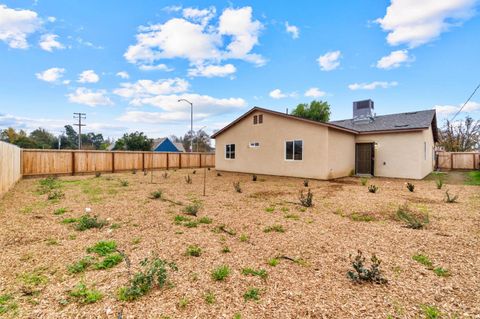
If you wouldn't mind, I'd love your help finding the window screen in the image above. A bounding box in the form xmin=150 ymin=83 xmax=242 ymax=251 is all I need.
xmin=286 ymin=140 xmax=302 ymax=161
xmin=226 ymin=144 xmax=235 ymax=159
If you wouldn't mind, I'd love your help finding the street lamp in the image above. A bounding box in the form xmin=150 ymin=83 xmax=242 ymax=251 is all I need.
xmin=178 ymin=98 xmax=193 ymax=152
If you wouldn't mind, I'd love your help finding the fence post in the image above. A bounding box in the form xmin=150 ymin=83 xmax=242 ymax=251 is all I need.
xmin=166 ymin=153 xmax=169 ymax=170
xmin=179 ymin=153 xmax=182 ymax=169
xmin=142 ymin=152 xmax=145 ymax=171
xmin=71 ymin=151 xmax=75 ymax=176
xmin=450 ymin=153 xmax=453 ymax=170
xmin=112 ymin=152 xmax=115 ymax=173
xmin=199 ymin=153 xmax=202 ymax=168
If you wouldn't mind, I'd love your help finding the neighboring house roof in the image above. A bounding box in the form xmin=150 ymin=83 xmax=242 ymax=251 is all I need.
xmin=211 ymin=107 xmax=358 ymax=138
xmin=212 ymin=107 xmax=438 ymax=142
xmin=152 ymin=137 xmax=185 ymax=152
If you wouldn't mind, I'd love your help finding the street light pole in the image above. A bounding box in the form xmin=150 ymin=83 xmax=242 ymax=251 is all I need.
xmin=178 ymin=99 xmax=193 ymax=152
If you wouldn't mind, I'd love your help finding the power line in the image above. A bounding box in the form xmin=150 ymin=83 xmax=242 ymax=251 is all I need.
xmin=73 ymin=113 xmax=86 ymax=150
xmin=450 ymin=82 xmax=480 ymax=122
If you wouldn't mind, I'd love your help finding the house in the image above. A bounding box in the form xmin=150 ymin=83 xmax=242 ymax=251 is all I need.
xmin=152 ymin=137 xmax=185 ymax=152
xmin=211 ymin=100 xmax=438 ymax=180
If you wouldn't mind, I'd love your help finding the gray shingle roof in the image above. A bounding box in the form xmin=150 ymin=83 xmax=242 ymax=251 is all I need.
xmin=329 ymin=109 xmax=436 ymax=132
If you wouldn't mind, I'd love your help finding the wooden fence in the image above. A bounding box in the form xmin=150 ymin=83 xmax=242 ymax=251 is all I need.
xmin=21 ymin=150 xmax=215 ymax=177
xmin=436 ymin=151 xmax=480 ymax=170
xmin=0 ymin=141 xmax=22 ymax=197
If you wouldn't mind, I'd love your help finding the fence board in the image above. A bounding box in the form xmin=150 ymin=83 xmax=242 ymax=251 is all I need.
xmin=21 ymin=150 xmax=214 ymax=176
xmin=436 ymin=151 xmax=480 ymax=170
xmin=0 ymin=141 xmax=22 ymax=197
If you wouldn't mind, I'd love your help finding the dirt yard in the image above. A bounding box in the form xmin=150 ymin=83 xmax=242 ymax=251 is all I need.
xmin=0 ymin=169 xmax=479 ymax=318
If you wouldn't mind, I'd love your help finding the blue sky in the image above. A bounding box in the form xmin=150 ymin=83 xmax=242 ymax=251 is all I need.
xmin=0 ymin=0 xmax=479 ymax=140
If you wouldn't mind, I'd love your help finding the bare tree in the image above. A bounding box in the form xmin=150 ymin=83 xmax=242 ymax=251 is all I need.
xmin=438 ymin=116 xmax=480 ymax=151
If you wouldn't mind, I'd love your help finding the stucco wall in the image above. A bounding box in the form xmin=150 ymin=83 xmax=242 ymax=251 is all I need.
xmin=420 ymin=126 xmax=435 ymax=178
xmin=327 ymin=129 xmax=356 ymax=179
xmin=215 ymin=110 xmax=332 ymax=179
xmin=355 ymin=127 xmax=434 ymax=179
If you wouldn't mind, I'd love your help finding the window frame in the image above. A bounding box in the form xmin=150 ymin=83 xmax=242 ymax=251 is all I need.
xmin=258 ymin=114 xmax=263 ymax=124
xmin=253 ymin=115 xmax=258 ymax=125
xmin=225 ymin=143 xmax=236 ymax=160
xmin=285 ymin=139 xmax=303 ymax=161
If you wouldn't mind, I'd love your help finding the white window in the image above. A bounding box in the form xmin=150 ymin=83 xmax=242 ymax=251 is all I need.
xmin=225 ymin=144 xmax=235 ymax=159
xmin=249 ymin=142 xmax=260 ymax=148
xmin=285 ymin=140 xmax=303 ymax=161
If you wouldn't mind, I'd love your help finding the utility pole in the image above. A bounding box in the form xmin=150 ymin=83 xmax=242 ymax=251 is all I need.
xmin=177 ymin=99 xmax=193 ymax=152
xmin=73 ymin=113 xmax=86 ymax=150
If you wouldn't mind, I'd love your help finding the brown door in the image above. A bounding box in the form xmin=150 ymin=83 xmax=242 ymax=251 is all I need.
xmin=355 ymin=143 xmax=374 ymax=175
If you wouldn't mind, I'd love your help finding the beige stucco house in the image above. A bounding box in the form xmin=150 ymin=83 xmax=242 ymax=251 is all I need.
xmin=211 ymin=100 xmax=438 ymax=180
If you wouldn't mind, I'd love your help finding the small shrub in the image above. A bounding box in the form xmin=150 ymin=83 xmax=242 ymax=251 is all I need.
xmin=162 ymin=172 xmax=169 ymax=179
xmin=68 ymin=256 xmax=94 ymax=274
xmin=184 ymin=221 xmax=199 ymax=228
xmin=444 ymin=190 xmax=458 ymax=203
xmin=303 ymin=179 xmax=309 ymax=187
xmin=150 ymin=190 xmax=162 ymax=199
xmin=0 ymin=294 xmax=17 ymax=315
xmin=120 ymin=180 xmax=129 ymax=187
xmin=233 ymin=181 xmax=242 ymax=193
xmin=204 ymin=291 xmax=215 ymax=304
xmin=87 ymin=240 xmax=117 ymax=256
xmin=397 ymin=203 xmax=429 ymax=229
xmin=75 ymin=215 xmax=107 ymax=231
xmin=199 ymin=216 xmax=212 ymax=224
xmin=174 ymin=215 xmax=190 ymax=224
xmin=94 ymin=253 xmax=123 ymax=270
xmin=264 ymin=206 xmax=275 ymax=213
xmin=298 ymin=189 xmax=313 ymax=207
xmin=435 ymin=178 xmax=443 ymax=189
xmin=221 ymin=246 xmax=231 ymax=253
xmin=239 ymin=234 xmax=249 ymax=242
xmin=185 ymin=175 xmax=192 ymax=184
xmin=62 ymin=217 xmax=78 ymax=224
xmin=178 ymin=297 xmax=189 ymax=309
xmin=95 ymin=172 xmax=101 ymax=178
xmin=186 ymin=245 xmax=202 ymax=257
xmin=184 ymin=203 xmax=200 ymax=216
xmin=241 ymin=268 xmax=267 ymax=279
xmin=48 ymin=190 xmax=65 ymax=201
xmin=433 ymin=267 xmax=449 ymax=277
xmin=252 ymin=174 xmax=257 ymax=181
xmin=263 ymin=224 xmax=285 ymax=233
xmin=118 ymin=257 xmax=178 ymax=301
xmin=243 ymin=288 xmax=260 ymax=301
xmin=37 ymin=176 xmax=60 ymax=194
xmin=350 ymin=212 xmax=375 ymax=222
xmin=69 ymin=282 xmax=103 ymax=304
xmin=54 ymin=207 xmax=67 ymax=215
xmin=406 ymin=182 xmax=415 ymax=192
xmin=368 ymin=184 xmax=378 ymax=193
xmin=211 ymin=265 xmax=230 ymax=281
xmin=360 ymin=177 xmax=368 ymax=186
xmin=267 ymin=258 xmax=279 ymax=267
xmin=412 ymin=253 xmax=433 ymax=268
xmin=421 ymin=305 xmax=441 ymax=319
xmin=347 ymin=250 xmax=387 ymax=284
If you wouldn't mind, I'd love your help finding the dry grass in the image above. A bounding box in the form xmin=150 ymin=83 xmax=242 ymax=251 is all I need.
xmin=0 ymin=169 xmax=479 ymax=318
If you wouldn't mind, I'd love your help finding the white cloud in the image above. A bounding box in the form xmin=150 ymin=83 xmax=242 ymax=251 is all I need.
xmin=376 ymin=49 xmax=412 ymax=69
xmin=35 ymin=67 xmax=65 ymax=83
xmin=77 ymin=70 xmax=100 ymax=83
xmin=124 ymin=6 xmax=265 ymax=74
xmin=117 ymin=111 xmax=201 ymax=123
xmin=188 ymin=63 xmax=236 ymax=77
xmin=67 ymin=87 xmax=113 ymax=107
xmin=376 ymin=0 xmax=477 ymax=48
xmin=304 ymin=87 xmax=326 ymax=98
xmin=138 ymin=64 xmax=173 ymax=71
xmin=47 ymin=16 xmax=56 ymax=23
xmin=269 ymin=89 xmax=297 ymax=99
xmin=0 ymin=4 xmax=42 ymax=49
xmin=116 ymin=71 xmax=129 ymax=79
xmin=317 ymin=51 xmax=341 ymax=71
xmin=435 ymin=101 xmax=480 ymax=115
xmin=348 ymin=81 xmax=398 ymax=90
xmin=285 ymin=22 xmax=299 ymax=39
xmin=39 ymin=33 xmax=64 ymax=52
xmin=114 ymin=78 xmax=190 ymax=102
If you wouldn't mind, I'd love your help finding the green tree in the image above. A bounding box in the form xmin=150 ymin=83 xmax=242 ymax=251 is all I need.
xmin=439 ymin=116 xmax=480 ymax=151
xmin=0 ymin=127 xmax=38 ymax=148
xmin=114 ymin=132 xmax=152 ymax=151
xmin=29 ymin=128 xmax=57 ymax=149
xmin=291 ymin=100 xmax=331 ymax=122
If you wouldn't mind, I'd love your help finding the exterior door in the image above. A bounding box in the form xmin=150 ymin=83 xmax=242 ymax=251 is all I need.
xmin=355 ymin=143 xmax=374 ymax=175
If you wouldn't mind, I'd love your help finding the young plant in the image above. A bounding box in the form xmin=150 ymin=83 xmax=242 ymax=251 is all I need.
xmin=298 ymin=189 xmax=313 ymax=207
xmin=132 ymin=170 xmax=137 ymax=174
xmin=396 ymin=203 xmax=429 ymax=229
xmin=406 ymin=182 xmax=415 ymax=192
xmin=239 ymin=234 xmax=249 ymax=242
xmin=192 ymin=170 xmax=196 ymax=175
xmin=263 ymin=224 xmax=285 ymax=233
xmin=252 ymin=174 xmax=257 ymax=181
xmin=204 ymin=291 xmax=215 ymax=304
xmin=47 ymin=190 xmax=65 ymax=201
xmin=433 ymin=267 xmax=449 ymax=277
xmin=74 ymin=215 xmax=107 ymax=231
xmin=412 ymin=253 xmax=433 ymax=268
xmin=53 ymin=207 xmax=67 ymax=215
xmin=368 ymin=184 xmax=378 ymax=193
xmin=120 ymin=180 xmax=129 ymax=187
xmin=87 ymin=240 xmax=117 ymax=256
xmin=0 ymin=294 xmax=17 ymax=315
xmin=185 ymin=175 xmax=192 ymax=184
xmin=421 ymin=305 xmax=441 ymax=319
xmin=444 ymin=190 xmax=458 ymax=203
xmin=435 ymin=178 xmax=443 ymax=189
xmin=186 ymin=245 xmax=202 ymax=257
xmin=199 ymin=216 xmax=212 ymax=224
xmin=162 ymin=172 xmax=169 ymax=179
xmin=211 ymin=265 xmax=230 ymax=281
xmin=241 ymin=268 xmax=267 ymax=279
xmin=347 ymin=250 xmax=387 ymax=284
xmin=150 ymin=190 xmax=162 ymax=199
xmin=243 ymin=288 xmax=260 ymax=301
xmin=118 ymin=257 xmax=178 ymax=301
xmin=94 ymin=253 xmax=123 ymax=270
xmin=233 ymin=181 xmax=242 ymax=193
xmin=67 ymin=256 xmax=94 ymax=274
xmin=221 ymin=246 xmax=231 ymax=253
xmin=360 ymin=177 xmax=368 ymax=186
xmin=216 ymin=172 xmax=222 ymax=177
xmin=184 ymin=203 xmax=200 ymax=216
xmin=69 ymin=282 xmax=103 ymax=304
xmin=303 ymin=179 xmax=309 ymax=187
xmin=95 ymin=172 xmax=101 ymax=178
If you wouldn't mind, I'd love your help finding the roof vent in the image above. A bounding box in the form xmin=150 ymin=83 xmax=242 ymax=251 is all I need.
xmin=353 ymin=99 xmax=374 ymax=123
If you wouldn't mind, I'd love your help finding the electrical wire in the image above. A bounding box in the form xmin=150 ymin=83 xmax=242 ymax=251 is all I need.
xmin=450 ymin=82 xmax=480 ymax=121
